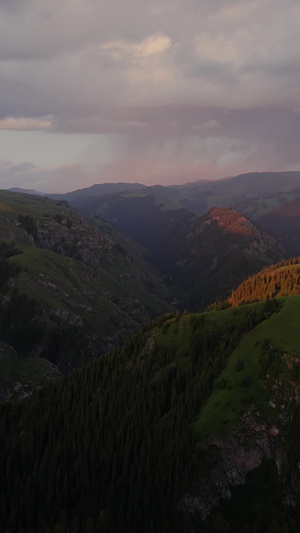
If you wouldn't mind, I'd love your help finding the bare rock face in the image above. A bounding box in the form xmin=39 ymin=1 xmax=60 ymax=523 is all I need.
xmin=181 ymin=409 xmax=280 ymax=531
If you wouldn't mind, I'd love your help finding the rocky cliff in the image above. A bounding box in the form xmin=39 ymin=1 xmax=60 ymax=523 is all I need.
xmin=181 ymin=409 xmax=280 ymax=530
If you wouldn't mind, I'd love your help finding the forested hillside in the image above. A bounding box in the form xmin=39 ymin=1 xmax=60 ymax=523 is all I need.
xmin=2 ymin=297 xmax=300 ymax=532
xmin=229 ymin=258 xmax=300 ymax=306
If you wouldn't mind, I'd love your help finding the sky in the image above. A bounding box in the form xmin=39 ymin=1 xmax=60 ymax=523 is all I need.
xmin=1 ymin=0 xmax=300 ymax=193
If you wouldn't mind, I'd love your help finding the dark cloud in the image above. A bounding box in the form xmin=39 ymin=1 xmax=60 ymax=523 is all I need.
xmin=0 ymin=0 xmax=30 ymax=12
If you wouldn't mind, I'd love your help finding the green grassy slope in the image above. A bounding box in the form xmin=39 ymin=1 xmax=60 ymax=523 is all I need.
xmin=197 ymin=296 xmax=300 ymax=436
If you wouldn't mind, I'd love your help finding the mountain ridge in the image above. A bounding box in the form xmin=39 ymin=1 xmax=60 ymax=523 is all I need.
xmin=8 ymin=171 xmax=300 ymax=225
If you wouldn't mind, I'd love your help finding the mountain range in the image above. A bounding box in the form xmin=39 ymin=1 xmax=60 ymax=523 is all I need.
xmin=44 ymin=170 xmax=300 ymax=259
xmin=3 ymin=171 xmax=300 ymax=531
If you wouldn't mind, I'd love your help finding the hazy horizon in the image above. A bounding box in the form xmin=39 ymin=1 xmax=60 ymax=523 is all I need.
xmin=4 ymin=174 xmax=224 ymax=195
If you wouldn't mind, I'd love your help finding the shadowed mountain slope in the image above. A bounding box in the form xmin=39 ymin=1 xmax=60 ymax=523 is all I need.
xmin=74 ymin=192 xmax=283 ymax=310
xmin=157 ymin=206 xmax=283 ymax=310
xmin=257 ymin=197 xmax=300 ymax=257
xmin=0 ymin=190 xmax=175 ymax=398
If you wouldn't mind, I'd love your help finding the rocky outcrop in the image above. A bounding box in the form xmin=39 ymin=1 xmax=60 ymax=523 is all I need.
xmin=181 ymin=409 xmax=280 ymax=531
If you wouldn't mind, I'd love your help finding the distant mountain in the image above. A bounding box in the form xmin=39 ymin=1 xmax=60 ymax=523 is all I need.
xmin=49 ymin=182 xmax=146 ymax=206
xmin=166 ymin=171 xmax=300 ymax=218
xmin=10 ymin=171 xmax=300 ymax=222
xmin=8 ymin=187 xmax=43 ymax=195
xmin=257 ymin=197 xmax=300 ymax=256
xmin=68 ymin=186 xmax=181 ymax=220
xmin=60 ymin=171 xmax=300 ymax=227
xmin=71 ymin=188 xmax=283 ymax=309
xmin=272 ymin=197 xmax=300 ymax=216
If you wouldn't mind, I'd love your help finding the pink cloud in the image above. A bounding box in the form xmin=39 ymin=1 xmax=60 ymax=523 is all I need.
xmin=0 ymin=116 xmax=53 ymax=131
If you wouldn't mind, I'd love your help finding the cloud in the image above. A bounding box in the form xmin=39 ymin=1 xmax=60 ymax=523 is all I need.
xmin=102 ymin=34 xmax=172 ymax=59
xmin=192 ymin=119 xmax=222 ymax=133
xmin=57 ymin=116 xmax=149 ymax=134
xmin=0 ymin=116 xmax=52 ymax=130
xmin=0 ymin=0 xmax=300 ymax=190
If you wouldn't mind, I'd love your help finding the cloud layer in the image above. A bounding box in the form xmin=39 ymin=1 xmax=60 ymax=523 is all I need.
xmin=0 ymin=0 xmax=300 ymax=191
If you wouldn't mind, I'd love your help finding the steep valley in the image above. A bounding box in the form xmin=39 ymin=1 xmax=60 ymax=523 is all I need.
xmin=65 ymin=187 xmax=284 ymax=310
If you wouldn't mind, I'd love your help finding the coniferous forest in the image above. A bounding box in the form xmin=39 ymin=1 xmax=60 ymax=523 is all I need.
xmin=2 ymin=299 xmax=300 ymax=532
xmin=229 ymin=258 xmax=300 ymax=306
